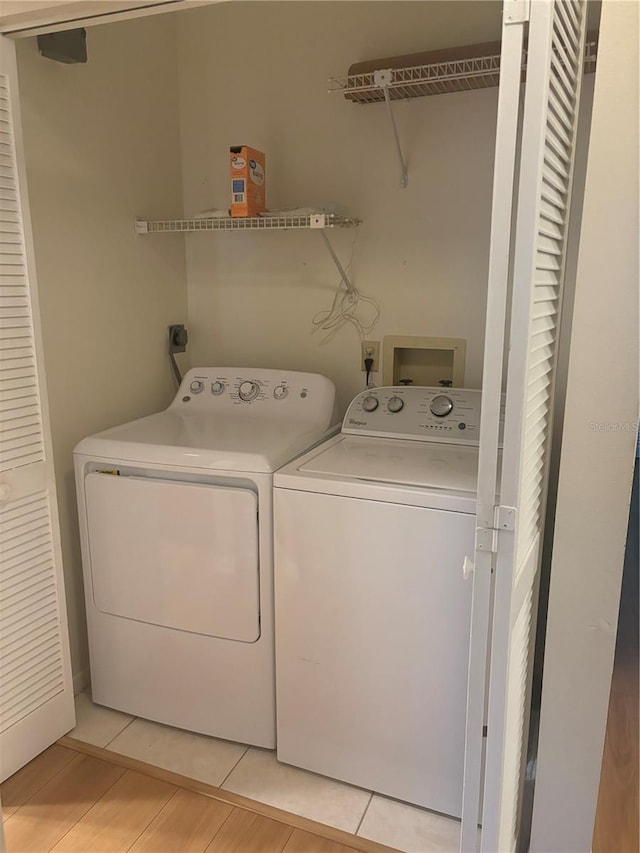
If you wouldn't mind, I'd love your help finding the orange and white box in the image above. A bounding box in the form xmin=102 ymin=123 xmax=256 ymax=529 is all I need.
xmin=230 ymin=146 xmax=266 ymax=217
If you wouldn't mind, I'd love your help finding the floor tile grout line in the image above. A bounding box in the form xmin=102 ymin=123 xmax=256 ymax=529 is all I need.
xmin=355 ymin=792 xmax=374 ymax=837
xmin=73 ymin=701 xmax=377 ymax=843
xmin=82 ymin=698 xmax=250 ymax=789
xmin=104 ymin=715 xmax=137 ymax=749
xmin=216 ymin=746 xmax=374 ymax=834
xmin=66 ymin=709 xmax=400 ymax=851
xmin=219 ymin=744 xmax=251 ymax=789
xmin=213 ymin=749 xmax=368 ymax=842
xmin=54 ymin=739 xmax=406 ymax=853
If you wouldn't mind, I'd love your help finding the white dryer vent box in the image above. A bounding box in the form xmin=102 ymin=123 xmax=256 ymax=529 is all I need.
xmin=382 ymin=335 xmax=466 ymax=387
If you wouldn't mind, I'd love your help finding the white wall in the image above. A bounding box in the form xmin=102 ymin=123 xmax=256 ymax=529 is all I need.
xmin=15 ymin=15 xmax=187 ymax=687
xmin=176 ymin=1 xmax=504 ymax=413
xmin=530 ymin=0 xmax=639 ymax=849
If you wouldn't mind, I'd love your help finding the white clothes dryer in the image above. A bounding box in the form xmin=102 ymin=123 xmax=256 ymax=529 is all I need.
xmin=74 ymin=367 xmax=336 ymax=749
xmin=274 ymin=386 xmax=494 ymax=816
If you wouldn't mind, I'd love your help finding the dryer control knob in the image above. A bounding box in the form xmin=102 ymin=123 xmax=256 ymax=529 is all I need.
xmin=273 ymin=385 xmax=288 ymax=400
xmin=361 ymin=395 xmax=379 ymax=412
xmin=238 ymin=380 xmax=260 ymax=401
xmin=430 ymin=394 xmax=454 ymax=417
xmin=189 ymin=380 xmax=204 ymax=394
xmin=387 ymin=396 xmax=404 ymax=413
xmin=211 ymin=381 xmax=225 ymax=395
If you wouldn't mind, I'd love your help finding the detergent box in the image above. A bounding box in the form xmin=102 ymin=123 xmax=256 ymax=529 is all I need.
xmin=230 ymin=146 xmax=266 ymax=217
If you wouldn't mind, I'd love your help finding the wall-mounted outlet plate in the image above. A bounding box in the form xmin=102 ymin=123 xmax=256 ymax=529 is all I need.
xmin=361 ymin=340 xmax=380 ymax=372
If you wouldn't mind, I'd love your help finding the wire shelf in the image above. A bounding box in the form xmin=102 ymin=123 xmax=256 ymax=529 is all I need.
xmin=330 ymin=55 xmax=502 ymax=103
xmin=329 ymin=39 xmax=598 ymax=103
xmin=136 ymin=213 xmax=361 ymax=234
xmin=583 ymin=38 xmax=597 ymax=73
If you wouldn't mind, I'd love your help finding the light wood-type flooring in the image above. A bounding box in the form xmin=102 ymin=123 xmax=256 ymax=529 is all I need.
xmin=1 ymin=739 xmax=399 ymax=853
xmin=592 ymin=465 xmax=639 ymax=853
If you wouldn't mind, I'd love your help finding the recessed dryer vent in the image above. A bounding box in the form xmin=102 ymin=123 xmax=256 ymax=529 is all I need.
xmin=382 ymin=335 xmax=466 ymax=388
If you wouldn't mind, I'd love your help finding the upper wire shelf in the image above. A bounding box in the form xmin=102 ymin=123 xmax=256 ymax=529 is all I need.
xmin=135 ymin=213 xmax=361 ymax=234
xmin=328 ymin=39 xmax=598 ymax=103
xmin=330 ymin=55 xmax=502 ymax=102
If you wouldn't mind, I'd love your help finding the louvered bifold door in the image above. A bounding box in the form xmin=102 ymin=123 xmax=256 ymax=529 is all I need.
xmin=0 ymin=37 xmax=74 ymax=780
xmin=459 ymin=3 xmax=528 ymax=850
xmin=463 ymin=2 xmax=588 ymax=851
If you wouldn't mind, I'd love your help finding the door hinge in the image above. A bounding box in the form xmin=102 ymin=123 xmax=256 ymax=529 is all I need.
xmin=475 ymin=525 xmax=497 ymax=553
xmin=503 ymin=0 xmax=530 ymax=25
xmin=475 ymin=505 xmax=517 ymax=552
xmin=497 ymin=505 xmax=516 ymax=531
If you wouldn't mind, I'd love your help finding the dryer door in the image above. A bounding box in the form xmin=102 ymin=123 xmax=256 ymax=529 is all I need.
xmin=85 ymin=473 xmax=259 ymax=642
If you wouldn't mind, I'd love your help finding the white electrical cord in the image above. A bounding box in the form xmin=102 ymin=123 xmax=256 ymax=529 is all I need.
xmin=312 ymin=230 xmax=380 ymax=344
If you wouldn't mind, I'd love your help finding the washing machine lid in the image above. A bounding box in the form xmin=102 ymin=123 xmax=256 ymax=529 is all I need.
xmin=299 ymin=435 xmax=480 ymax=492
xmin=74 ymin=410 xmax=336 ymax=473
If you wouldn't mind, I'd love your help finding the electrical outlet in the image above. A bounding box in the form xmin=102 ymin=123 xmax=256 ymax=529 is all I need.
xmin=168 ymin=324 xmax=188 ymax=354
xmin=361 ymin=340 xmax=380 ymax=372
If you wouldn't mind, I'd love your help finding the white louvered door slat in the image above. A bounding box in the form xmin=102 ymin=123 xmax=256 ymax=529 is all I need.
xmin=554 ymin=9 xmax=580 ymax=52
xmin=461 ymin=1 xmax=587 ymax=851
xmin=549 ymin=77 xmax=575 ymax=119
xmin=553 ymin=37 xmax=579 ymax=81
xmin=0 ymin=38 xmax=74 ymax=781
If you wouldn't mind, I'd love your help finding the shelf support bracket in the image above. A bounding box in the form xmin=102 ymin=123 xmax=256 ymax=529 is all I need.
xmin=317 ymin=228 xmax=356 ymax=296
xmin=375 ymin=69 xmax=408 ymax=189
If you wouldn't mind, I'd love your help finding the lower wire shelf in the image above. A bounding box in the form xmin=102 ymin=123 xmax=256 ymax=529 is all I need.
xmin=135 ymin=213 xmax=361 ymax=234
xmin=134 ymin=212 xmax=362 ymax=295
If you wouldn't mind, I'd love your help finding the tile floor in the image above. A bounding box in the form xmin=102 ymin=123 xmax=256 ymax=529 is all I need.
xmin=69 ymin=691 xmax=463 ymax=852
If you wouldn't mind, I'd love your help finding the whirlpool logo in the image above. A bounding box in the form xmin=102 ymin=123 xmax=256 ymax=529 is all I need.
xmin=349 ymin=418 xmax=367 ymax=426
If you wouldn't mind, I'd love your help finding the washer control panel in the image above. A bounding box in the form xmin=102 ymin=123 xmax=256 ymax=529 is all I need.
xmin=170 ymin=368 xmax=336 ymax=428
xmin=343 ymin=387 xmax=487 ymax=445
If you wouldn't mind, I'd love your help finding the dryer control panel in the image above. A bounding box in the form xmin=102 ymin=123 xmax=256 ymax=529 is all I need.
xmin=170 ymin=368 xmax=337 ymax=430
xmin=343 ymin=387 xmax=489 ymax=446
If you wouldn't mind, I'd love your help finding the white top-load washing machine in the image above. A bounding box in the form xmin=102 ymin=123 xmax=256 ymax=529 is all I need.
xmin=74 ymin=367 xmax=336 ymax=749
xmin=274 ymin=385 xmax=491 ymax=817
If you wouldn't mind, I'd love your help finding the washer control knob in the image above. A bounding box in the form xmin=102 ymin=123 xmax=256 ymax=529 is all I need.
xmin=387 ymin=396 xmax=404 ymax=413
xmin=189 ymin=380 xmax=204 ymax=394
xmin=210 ymin=381 xmax=225 ymax=395
xmin=361 ymin=395 xmax=379 ymax=412
xmin=430 ymin=394 xmax=454 ymax=417
xmin=238 ymin=380 xmax=260 ymax=401
xmin=273 ymin=385 xmax=288 ymax=400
